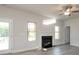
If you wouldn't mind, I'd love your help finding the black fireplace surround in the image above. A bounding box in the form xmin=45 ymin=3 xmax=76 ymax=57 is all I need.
xmin=42 ymin=36 xmax=52 ymax=48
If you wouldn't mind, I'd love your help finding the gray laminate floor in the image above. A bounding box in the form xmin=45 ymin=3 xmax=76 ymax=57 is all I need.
xmin=6 ymin=44 xmax=79 ymax=55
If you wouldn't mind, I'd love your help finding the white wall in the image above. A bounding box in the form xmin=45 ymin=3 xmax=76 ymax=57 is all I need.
xmin=0 ymin=6 xmax=43 ymax=53
xmin=65 ymin=17 xmax=79 ymax=47
xmin=0 ymin=6 xmax=65 ymax=54
xmin=40 ymin=20 xmax=65 ymax=46
xmin=53 ymin=20 xmax=65 ymax=45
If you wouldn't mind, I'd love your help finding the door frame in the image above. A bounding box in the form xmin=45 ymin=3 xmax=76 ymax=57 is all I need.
xmin=0 ymin=18 xmax=13 ymax=54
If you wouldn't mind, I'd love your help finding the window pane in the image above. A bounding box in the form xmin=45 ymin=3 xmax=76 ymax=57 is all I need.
xmin=28 ymin=23 xmax=36 ymax=31
xmin=55 ymin=26 xmax=59 ymax=32
xmin=55 ymin=26 xmax=59 ymax=40
xmin=28 ymin=32 xmax=36 ymax=38
xmin=55 ymin=33 xmax=59 ymax=39
xmin=0 ymin=22 xmax=9 ymax=50
xmin=28 ymin=32 xmax=36 ymax=41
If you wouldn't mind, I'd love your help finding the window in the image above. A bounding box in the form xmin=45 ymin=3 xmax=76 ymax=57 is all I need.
xmin=0 ymin=22 xmax=9 ymax=50
xmin=28 ymin=23 xmax=36 ymax=41
xmin=55 ymin=26 xmax=59 ymax=39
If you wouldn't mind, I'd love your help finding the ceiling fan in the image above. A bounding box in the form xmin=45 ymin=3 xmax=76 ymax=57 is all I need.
xmin=58 ymin=4 xmax=79 ymax=16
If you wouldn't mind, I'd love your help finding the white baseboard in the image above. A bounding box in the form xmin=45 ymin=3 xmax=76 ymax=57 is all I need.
xmin=12 ymin=47 xmax=41 ymax=53
xmin=0 ymin=50 xmax=10 ymax=54
xmin=70 ymin=43 xmax=79 ymax=47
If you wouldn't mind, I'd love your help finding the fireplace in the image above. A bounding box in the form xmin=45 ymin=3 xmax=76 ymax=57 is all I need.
xmin=42 ymin=36 xmax=52 ymax=48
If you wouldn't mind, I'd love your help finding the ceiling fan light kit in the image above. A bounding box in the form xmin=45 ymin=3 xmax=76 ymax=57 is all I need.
xmin=64 ymin=12 xmax=70 ymax=16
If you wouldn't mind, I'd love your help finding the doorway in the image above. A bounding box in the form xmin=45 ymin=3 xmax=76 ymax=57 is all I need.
xmin=0 ymin=19 xmax=12 ymax=54
xmin=65 ymin=26 xmax=70 ymax=44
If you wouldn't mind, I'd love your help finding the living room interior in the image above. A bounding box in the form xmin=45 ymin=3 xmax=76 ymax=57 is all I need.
xmin=0 ymin=4 xmax=79 ymax=55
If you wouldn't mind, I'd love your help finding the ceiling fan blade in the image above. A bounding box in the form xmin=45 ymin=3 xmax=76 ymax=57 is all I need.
xmin=59 ymin=13 xmax=63 ymax=15
xmin=72 ymin=10 xmax=79 ymax=12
